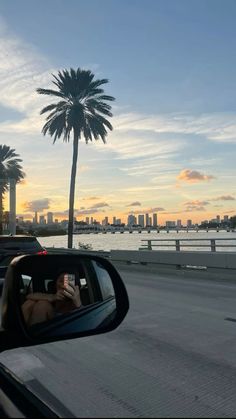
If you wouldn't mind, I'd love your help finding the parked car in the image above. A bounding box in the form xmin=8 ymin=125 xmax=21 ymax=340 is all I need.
xmin=0 ymin=236 xmax=47 ymax=296
xmin=0 ymin=235 xmax=47 ymax=258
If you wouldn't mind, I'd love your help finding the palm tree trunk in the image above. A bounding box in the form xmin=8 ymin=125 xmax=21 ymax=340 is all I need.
xmin=68 ymin=130 xmax=79 ymax=248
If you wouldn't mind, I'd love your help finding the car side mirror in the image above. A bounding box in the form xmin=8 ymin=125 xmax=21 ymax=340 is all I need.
xmin=0 ymin=254 xmax=129 ymax=350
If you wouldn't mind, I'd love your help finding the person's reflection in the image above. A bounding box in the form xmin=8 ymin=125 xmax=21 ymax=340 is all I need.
xmin=22 ymin=272 xmax=82 ymax=327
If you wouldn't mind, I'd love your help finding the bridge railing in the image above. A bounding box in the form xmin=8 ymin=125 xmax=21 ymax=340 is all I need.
xmin=140 ymin=238 xmax=236 ymax=252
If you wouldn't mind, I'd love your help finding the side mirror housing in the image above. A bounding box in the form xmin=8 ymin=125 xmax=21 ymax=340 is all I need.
xmin=0 ymin=254 xmax=129 ymax=350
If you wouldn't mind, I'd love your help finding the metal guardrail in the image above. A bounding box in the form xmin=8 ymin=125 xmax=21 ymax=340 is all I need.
xmin=140 ymin=238 xmax=236 ymax=252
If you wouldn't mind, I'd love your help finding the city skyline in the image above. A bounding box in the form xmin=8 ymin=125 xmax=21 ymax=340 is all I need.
xmin=15 ymin=210 xmax=232 ymax=228
xmin=0 ymin=1 xmax=236 ymax=224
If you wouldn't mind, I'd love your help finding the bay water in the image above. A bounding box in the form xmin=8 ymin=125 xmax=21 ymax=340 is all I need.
xmin=37 ymin=230 xmax=236 ymax=252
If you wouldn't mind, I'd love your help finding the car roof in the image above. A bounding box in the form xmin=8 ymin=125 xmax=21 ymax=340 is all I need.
xmin=0 ymin=235 xmax=37 ymax=242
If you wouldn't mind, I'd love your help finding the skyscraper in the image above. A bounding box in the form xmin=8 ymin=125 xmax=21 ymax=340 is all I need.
xmin=145 ymin=213 xmax=149 ymax=227
xmin=39 ymin=215 xmax=46 ymax=225
xmin=153 ymin=213 xmax=158 ymax=227
xmin=177 ymin=219 xmax=182 ymax=228
xmin=47 ymin=212 xmax=53 ymax=224
xmin=33 ymin=211 xmax=38 ymax=224
xmin=138 ymin=214 xmax=144 ymax=227
xmin=113 ymin=216 xmax=116 ymax=225
xmin=127 ymin=214 xmax=136 ymax=225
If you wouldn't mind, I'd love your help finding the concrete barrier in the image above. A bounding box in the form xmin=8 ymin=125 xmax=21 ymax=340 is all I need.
xmin=110 ymin=250 xmax=236 ymax=270
xmin=45 ymin=247 xmax=236 ymax=276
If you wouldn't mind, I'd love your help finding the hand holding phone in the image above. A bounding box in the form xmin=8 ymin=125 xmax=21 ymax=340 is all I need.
xmin=63 ymin=273 xmax=75 ymax=288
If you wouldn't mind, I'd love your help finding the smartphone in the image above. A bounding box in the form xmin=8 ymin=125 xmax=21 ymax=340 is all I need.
xmin=63 ymin=273 xmax=75 ymax=288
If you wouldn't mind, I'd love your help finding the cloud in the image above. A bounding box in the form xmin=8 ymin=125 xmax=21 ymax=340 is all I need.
xmin=23 ymin=198 xmax=51 ymax=212
xmin=213 ymin=195 xmax=235 ymax=201
xmin=0 ymin=31 xmax=236 ymax=153
xmin=161 ymin=211 xmax=183 ymax=215
xmin=75 ymin=208 xmax=103 ymax=215
xmin=0 ymin=22 xmax=54 ymax=135
xmin=177 ymin=169 xmax=215 ymax=183
xmin=113 ymin=111 xmax=236 ymax=144
xmin=82 ymin=196 xmax=101 ymax=201
xmin=185 ymin=206 xmax=206 ymax=212
xmin=53 ymin=208 xmax=105 ymax=217
xmin=184 ymin=200 xmax=210 ymax=206
xmin=151 ymin=207 xmax=165 ymax=212
xmin=89 ymin=202 xmax=109 ymax=209
xmin=126 ymin=201 xmax=141 ymax=207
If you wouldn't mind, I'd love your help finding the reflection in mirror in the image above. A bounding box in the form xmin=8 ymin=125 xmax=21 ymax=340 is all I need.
xmin=19 ymin=257 xmax=116 ymax=338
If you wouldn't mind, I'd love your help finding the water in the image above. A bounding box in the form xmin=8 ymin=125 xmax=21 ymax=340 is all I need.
xmin=37 ymin=230 xmax=236 ymax=252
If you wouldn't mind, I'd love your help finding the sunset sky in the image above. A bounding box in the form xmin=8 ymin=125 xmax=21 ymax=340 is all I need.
xmin=0 ymin=0 xmax=235 ymax=225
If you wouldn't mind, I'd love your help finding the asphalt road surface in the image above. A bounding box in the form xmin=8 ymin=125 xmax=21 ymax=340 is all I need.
xmin=1 ymin=265 xmax=236 ymax=417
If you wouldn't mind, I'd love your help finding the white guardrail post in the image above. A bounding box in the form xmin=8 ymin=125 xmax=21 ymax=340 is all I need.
xmin=147 ymin=240 xmax=152 ymax=250
xmin=210 ymin=239 xmax=216 ymax=252
xmin=176 ymin=240 xmax=180 ymax=251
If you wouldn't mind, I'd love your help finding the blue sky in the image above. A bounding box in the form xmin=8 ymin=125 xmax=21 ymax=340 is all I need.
xmin=0 ymin=0 xmax=235 ymax=223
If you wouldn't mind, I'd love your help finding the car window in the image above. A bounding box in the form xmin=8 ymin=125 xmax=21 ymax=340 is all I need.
xmin=0 ymin=239 xmax=42 ymax=251
xmin=92 ymin=260 xmax=115 ymax=300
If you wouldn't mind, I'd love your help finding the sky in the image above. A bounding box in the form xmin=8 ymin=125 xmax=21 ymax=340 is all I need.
xmin=0 ymin=0 xmax=235 ymax=225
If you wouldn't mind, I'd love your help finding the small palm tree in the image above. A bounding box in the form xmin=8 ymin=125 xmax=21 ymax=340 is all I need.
xmin=37 ymin=68 xmax=115 ymax=248
xmin=0 ymin=145 xmax=25 ymax=234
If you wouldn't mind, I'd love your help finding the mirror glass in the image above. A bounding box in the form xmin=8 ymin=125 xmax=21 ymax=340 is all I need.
xmin=19 ymin=257 xmax=116 ymax=339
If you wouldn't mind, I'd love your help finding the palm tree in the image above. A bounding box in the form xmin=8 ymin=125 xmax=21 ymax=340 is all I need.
xmin=37 ymin=68 xmax=115 ymax=248
xmin=0 ymin=145 xmax=25 ymax=235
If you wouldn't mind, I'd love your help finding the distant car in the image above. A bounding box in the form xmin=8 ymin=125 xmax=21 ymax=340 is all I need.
xmin=0 ymin=236 xmax=47 ymax=293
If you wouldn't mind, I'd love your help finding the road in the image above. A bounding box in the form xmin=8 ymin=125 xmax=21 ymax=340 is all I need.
xmin=1 ymin=265 xmax=236 ymax=417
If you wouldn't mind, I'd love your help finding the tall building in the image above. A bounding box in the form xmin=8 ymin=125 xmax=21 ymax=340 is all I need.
xmin=216 ymin=215 xmax=220 ymax=223
xmin=85 ymin=217 xmax=89 ymax=224
xmin=224 ymin=215 xmax=229 ymax=222
xmin=47 ymin=212 xmax=53 ymax=224
xmin=39 ymin=215 xmax=46 ymax=225
xmin=149 ymin=217 xmax=152 ymax=226
xmin=138 ymin=214 xmax=145 ymax=227
xmin=116 ymin=218 xmax=121 ymax=225
xmin=153 ymin=213 xmax=158 ymax=227
xmin=127 ymin=214 xmax=136 ymax=225
xmin=91 ymin=217 xmax=93 ymax=224
xmin=187 ymin=219 xmax=192 ymax=227
xmin=33 ymin=211 xmax=38 ymax=224
xmin=177 ymin=219 xmax=182 ymax=228
xmin=145 ymin=213 xmax=149 ymax=227
xmin=105 ymin=216 xmax=109 ymax=226
xmin=113 ymin=216 xmax=116 ymax=225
